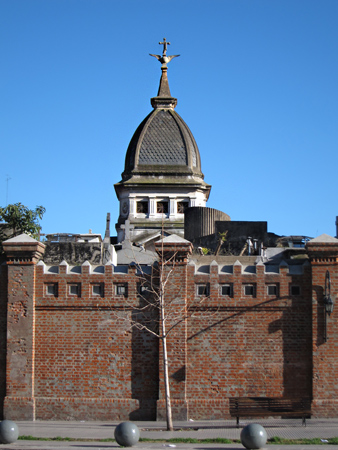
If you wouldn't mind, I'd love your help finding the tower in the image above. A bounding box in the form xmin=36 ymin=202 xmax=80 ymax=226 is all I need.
xmin=114 ymin=39 xmax=211 ymax=245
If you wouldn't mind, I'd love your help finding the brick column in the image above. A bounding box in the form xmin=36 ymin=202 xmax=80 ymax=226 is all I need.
xmin=155 ymin=235 xmax=193 ymax=420
xmin=2 ymin=234 xmax=45 ymax=420
xmin=306 ymin=235 xmax=338 ymax=416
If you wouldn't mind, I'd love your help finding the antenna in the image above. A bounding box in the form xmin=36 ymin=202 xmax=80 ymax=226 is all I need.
xmin=6 ymin=175 xmax=11 ymax=205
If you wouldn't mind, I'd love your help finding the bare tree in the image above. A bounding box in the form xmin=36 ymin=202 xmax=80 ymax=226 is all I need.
xmin=110 ymin=236 xmax=211 ymax=431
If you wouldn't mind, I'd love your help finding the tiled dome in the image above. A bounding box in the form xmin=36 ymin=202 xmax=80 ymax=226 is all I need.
xmin=121 ymin=66 xmax=204 ymax=181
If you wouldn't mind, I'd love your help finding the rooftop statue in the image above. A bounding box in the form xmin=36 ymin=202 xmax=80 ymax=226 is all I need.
xmin=150 ymin=37 xmax=180 ymax=67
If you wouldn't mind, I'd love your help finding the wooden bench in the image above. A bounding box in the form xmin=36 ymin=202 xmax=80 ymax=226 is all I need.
xmin=229 ymin=397 xmax=311 ymax=427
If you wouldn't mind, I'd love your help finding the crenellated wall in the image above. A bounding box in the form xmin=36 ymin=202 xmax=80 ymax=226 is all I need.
xmin=1 ymin=233 xmax=338 ymax=420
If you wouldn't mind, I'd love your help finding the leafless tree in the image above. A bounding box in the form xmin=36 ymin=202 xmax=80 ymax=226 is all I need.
xmin=109 ymin=237 xmax=213 ymax=431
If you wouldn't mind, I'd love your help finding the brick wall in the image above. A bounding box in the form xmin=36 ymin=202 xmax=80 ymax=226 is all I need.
xmin=1 ymin=235 xmax=338 ymax=420
xmin=0 ymin=264 xmax=7 ymax=419
xmin=307 ymin=239 xmax=338 ymax=416
xmin=32 ymin=262 xmax=159 ymax=420
xmin=184 ymin=260 xmax=312 ymax=419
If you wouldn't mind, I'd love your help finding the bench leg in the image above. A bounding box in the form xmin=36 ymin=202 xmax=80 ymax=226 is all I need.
xmin=302 ymin=417 xmax=306 ymax=427
xmin=237 ymin=417 xmax=239 ymax=428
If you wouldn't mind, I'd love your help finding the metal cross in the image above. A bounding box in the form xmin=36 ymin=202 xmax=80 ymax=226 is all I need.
xmin=159 ymin=38 xmax=170 ymax=56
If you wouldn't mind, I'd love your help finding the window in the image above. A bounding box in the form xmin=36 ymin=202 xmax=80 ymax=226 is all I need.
xmin=92 ymin=283 xmax=104 ymax=297
xmin=116 ymin=283 xmax=128 ymax=296
xmin=46 ymin=283 xmax=58 ymax=297
xmin=290 ymin=285 xmax=301 ymax=296
xmin=138 ymin=283 xmax=150 ymax=296
xmin=177 ymin=201 xmax=189 ymax=214
xmin=68 ymin=283 xmax=81 ymax=297
xmin=267 ymin=284 xmax=279 ymax=297
xmin=196 ymin=284 xmax=209 ymax=296
xmin=136 ymin=201 xmax=148 ymax=214
xmin=244 ymin=284 xmax=256 ymax=296
xmin=220 ymin=284 xmax=233 ymax=297
xmin=157 ymin=201 xmax=168 ymax=214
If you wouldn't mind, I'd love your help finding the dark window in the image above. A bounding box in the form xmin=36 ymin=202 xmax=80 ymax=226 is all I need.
xmin=138 ymin=283 xmax=150 ymax=296
xmin=290 ymin=285 xmax=301 ymax=296
xmin=116 ymin=284 xmax=128 ymax=296
xmin=196 ymin=284 xmax=209 ymax=296
xmin=69 ymin=283 xmax=81 ymax=297
xmin=46 ymin=283 xmax=58 ymax=297
xmin=137 ymin=201 xmax=148 ymax=214
xmin=220 ymin=284 xmax=233 ymax=297
xmin=177 ymin=201 xmax=189 ymax=214
xmin=157 ymin=201 xmax=168 ymax=214
xmin=267 ymin=284 xmax=279 ymax=296
xmin=92 ymin=283 xmax=104 ymax=297
xmin=244 ymin=284 xmax=256 ymax=296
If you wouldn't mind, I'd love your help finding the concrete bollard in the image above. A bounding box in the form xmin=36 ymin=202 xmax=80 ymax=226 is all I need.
xmin=0 ymin=420 xmax=19 ymax=444
xmin=114 ymin=422 xmax=140 ymax=447
xmin=240 ymin=423 xmax=267 ymax=449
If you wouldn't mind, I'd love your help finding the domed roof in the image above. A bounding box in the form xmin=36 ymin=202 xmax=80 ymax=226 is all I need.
xmin=122 ymin=108 xmax=202 ymax=180
xmin=121 ymin=60 xmax=204 ymax=182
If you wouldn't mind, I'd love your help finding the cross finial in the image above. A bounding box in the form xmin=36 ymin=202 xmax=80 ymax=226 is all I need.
xmin=150 ymin=38 xmax=180 ymax=68
xmin=159 ymin=38 xmax=170 ymax=56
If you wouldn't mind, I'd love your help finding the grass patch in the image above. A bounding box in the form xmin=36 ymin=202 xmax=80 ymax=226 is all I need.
xmin=18 ymin=435 xmax=338 ymax=445
xmin=19 ymin=435 xmax=115 ymax=442
xmin=268 ymin=436 xmax=338 ymax=445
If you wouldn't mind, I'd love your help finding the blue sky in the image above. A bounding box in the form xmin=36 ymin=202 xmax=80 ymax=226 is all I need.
xmin=1 ymin=0 xmax=337 ymax=239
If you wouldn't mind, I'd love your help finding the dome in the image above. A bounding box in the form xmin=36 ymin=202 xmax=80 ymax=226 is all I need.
xmin=121 ymin=61 xmax=205 ymax=182
xmin=122 ymin=108 xmax=203 ymax=180
xmin=114 ymin=40 xmax=212 ymax=244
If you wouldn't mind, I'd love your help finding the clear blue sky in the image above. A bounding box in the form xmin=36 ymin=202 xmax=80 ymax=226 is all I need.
xmin=1 ymin=0 xmax=337 ymax=239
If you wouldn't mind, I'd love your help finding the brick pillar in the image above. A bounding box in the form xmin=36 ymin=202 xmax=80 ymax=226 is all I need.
xmin=2 ymin=234 xmax=45 ymax=420
xmin=155 ymin=236 xmax=193 ymax=421
xmin=306 ymin=235 xmax=338 ymax=417
xmin=209 ymin=260 xmax=219 ymax=297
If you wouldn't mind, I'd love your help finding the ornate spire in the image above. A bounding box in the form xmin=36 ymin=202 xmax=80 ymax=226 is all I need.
xmin=149 ymin=38 xmax=180 ymax=68
xmin=150 ymin=38 xmax=179 ymax=109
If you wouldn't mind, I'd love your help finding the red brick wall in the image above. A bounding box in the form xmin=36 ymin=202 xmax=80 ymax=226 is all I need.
xmin=156 ymin=257 xmax=189 ymax=420
xmin=0 ymin=264 xmax=7 ymax=418
xmin=2 ymin=237 xmax=338 ymax=421
xmin=32 ymin=263 xmax=159 ymax=420
xmin=5 ymin=262 xmax=36 ymax=419
xmin=308 ymin=241 xmax=338 ymax=416
xmin=185 ymin=262 xmax=312 ymax=419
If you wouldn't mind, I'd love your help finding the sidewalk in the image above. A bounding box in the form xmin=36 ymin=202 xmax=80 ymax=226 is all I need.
xmin=1 ymin=418 xmax=337 ymax=450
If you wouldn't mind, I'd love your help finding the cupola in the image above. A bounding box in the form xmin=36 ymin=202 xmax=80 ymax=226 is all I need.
xmin=114 ymin=39 xmax=211 ymax=245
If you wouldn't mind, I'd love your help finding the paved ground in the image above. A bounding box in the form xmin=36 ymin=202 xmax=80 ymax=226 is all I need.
xmin=1 ymin=418 xmax=337 ymax=450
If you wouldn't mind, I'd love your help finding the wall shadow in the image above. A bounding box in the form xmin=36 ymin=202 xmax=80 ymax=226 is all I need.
xmin=130 ymin=296 xmax=159 ymax=420
xmin=0 ymin=265 xmax=7 ymax=419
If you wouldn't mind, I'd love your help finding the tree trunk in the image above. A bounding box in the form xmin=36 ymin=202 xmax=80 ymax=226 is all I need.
xmin=161 ymin=294 xmax=173 ymax=431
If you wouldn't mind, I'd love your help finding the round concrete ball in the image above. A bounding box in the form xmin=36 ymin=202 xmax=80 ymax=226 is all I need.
xmin=0 ymin=420 xmax=19 ymax=444
xmin=114 ymin=422 xmax=140 ymax=447
xmin=240 ymin=423 xmax=267 ymax=449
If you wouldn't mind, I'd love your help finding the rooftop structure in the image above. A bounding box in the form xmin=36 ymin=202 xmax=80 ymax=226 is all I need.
xmin=114 ymin=39 xmax=211 ymax=246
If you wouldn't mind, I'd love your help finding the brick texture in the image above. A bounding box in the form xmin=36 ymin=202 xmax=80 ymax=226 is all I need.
xmin=1 ymin=237 xmax=337 ymax=420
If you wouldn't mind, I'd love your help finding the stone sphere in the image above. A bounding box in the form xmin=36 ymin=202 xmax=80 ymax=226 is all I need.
xmin=0 ymin=420 xmax=19 ymax=444
xmin=240 ymin=423 xmax=267 ymax=449
xmin=114 ymin=422 xmax=140 ymax=447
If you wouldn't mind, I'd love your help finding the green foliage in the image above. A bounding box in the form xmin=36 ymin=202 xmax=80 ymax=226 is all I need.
xmin=201 ymin=247 xmax=210 ymax=255
xmin=140 ymin=437 xmax=234 ymax=444
xmin=268 ymin=436 xmax=338 ymax=445
xmin=18 ymin=435 xmax=338 ymax=445
xmin=218 ymin=231 xmax=228 ymax=242
xmin=0 ymin=203 xmax=46 ymax=244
